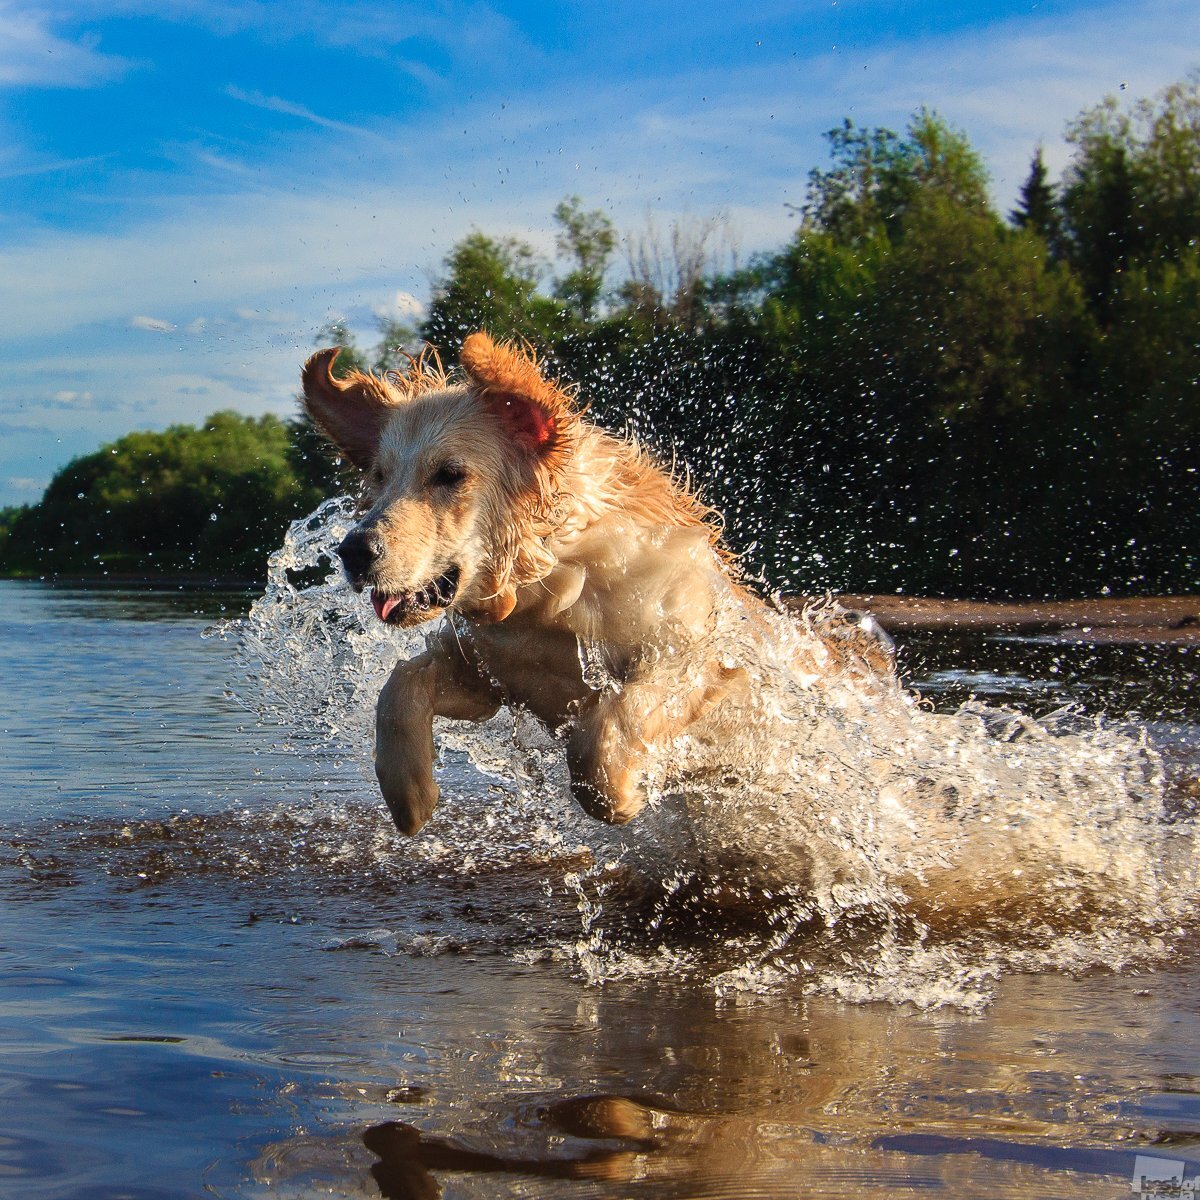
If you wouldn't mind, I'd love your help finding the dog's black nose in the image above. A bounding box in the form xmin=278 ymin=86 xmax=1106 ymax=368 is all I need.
xmin=337 ymin=527 xmax=384 ymax=585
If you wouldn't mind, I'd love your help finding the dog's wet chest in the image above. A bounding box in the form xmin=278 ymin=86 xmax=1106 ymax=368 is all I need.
xmin=464 ymin=622 xmax=606 ymax=726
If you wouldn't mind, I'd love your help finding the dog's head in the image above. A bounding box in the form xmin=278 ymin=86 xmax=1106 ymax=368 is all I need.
xmin=301 ymin=331 xmax=577 ymax=627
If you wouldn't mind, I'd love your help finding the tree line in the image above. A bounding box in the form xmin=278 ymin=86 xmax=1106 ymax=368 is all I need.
xmin=3 ymin=76 xmax=1197 ymax=595
xmin=0 ymin=413 xmax=329 ymax=579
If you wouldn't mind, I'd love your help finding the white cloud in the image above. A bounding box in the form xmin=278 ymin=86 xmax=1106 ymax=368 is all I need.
xmin=129 ymin=315 xmax=176 ymax=333
xmin=224 ymin=85 xmax=378 ymax=139
xmin=233 ymin=307 xmax=302 ymax=326
xmin=7 ymin=476 xmax=45 ymax=492
xmin=798 ymin=0 xmax=1200 ymax=202
xmin=52 ymin=390 xmax=94 ymax=407
xmin=0 ymin=8 xmax=132 ymax=89
xmin=374 ymin=290 xmax=426 ymax=323
xmin=0 ymin=152 xmax=113 ymax=181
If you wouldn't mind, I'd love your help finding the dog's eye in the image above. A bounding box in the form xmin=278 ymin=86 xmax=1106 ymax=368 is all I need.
xmin=429 ymin=462 xmax=466 ymax=489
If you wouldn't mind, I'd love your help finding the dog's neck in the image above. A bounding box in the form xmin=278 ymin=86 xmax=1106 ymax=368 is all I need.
xmin=478 ymin=424 xmax=727 ymax=631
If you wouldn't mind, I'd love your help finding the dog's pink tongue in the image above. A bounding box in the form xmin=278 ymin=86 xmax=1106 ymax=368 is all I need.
xmin=372 ymin=590 xmax=400 ymax=622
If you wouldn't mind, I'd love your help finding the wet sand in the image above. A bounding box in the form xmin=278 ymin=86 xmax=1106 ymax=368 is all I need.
xmin=833 ymin=594 xmax=1200 ymax=644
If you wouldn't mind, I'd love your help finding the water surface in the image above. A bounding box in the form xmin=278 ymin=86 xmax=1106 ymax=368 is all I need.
xmin=2 ymin=576 xmax=1199 ymax=1199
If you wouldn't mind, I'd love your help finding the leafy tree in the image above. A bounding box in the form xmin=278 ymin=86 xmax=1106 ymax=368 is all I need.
xmin=371 ymin=317 xmax=422 ymax=374
xmin=313 ymin=319 xmax=368 ymax=375
xmin=803 ymin=110 xmax=991 ymax=245
xmin=1046 ymin=78 xmax=1200 ymax=590
xmin=1061 ymin=75 xmax=1200 ymax=316
xmin=709 ymin=109 xmax=1103 ymax=594
xmin=8 ymin=81 xmax=1198 ymax=599
xmin=421 ymin=232 xmax=566 ymax=358
xmin=291 ymin=321 xmax=378 ymax=496
xmin=0 ymin=506 xmax=24 ymax=574
xmin=553 ymin=196 xmax=616 ymax=323
xmin=0 ymin=413 xmax=327 ymax=579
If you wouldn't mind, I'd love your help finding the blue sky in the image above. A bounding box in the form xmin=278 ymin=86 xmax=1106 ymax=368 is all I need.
xmin=1 ymin=0 xmax=1197 ymax=506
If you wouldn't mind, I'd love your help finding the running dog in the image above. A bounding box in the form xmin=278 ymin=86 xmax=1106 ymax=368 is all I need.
xmin=301 ymin=332 xmax=891 ymax=835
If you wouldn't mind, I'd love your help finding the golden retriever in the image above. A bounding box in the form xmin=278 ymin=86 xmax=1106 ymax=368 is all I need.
xmin=301 ymin=332 xmax=892 ymax=835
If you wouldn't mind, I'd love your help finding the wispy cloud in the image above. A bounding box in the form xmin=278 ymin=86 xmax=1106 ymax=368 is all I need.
xmin=0 ymin=152 xmax=114 ymax=181
xmin=224 ymin=84 xmax=378 ymax=138
xmin=0 ymin=8 xmax=133 ymax=89
xmin=129 ymin=315 xmax=176 ymax=333
xmin=54 ymin=0 xmax=525 ymax=62
xmin=6 ymin=475 xmax=46 ymax=493
xmin=374 ymin=291 xmax=426 ymax=323
xmin=232 ymin=307 xmax=302 ymax=326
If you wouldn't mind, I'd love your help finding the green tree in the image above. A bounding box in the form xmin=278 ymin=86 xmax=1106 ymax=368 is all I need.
xmin=291 ymin=321 xmax=377 ymax=496
xmin=803 ymin=110 xmax=991 ymax=245
xmin=1 ymin=413 xmax=327 ymax=580
xmin=552 ymin=196 xmax=616 ymax=324
xmin=313 ymin=319 xmax=369 ymax=375
xmin=371 ymin=317 xmax=422 ymax=374
xmin=1061 ymin=75 xmax=1200 ymax=316
xmin=710 ymin=109 xmax=1102 ymax=594
xmin=421 ymin=232 xmax=566 ymax=358
xmin=1010 ymin=145 xmax=1063 ymax=255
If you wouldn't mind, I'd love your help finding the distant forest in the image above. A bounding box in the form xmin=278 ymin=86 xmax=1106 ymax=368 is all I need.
xmin=2 ymin=77 xmax=1198 ymax=597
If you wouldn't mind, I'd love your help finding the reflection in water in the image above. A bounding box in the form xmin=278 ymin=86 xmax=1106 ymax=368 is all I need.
xmin=359 ymin=1094 xmax=1196 ymax=1200
xmin=365 ymin=1117 xmax=646 ymax=1195
xmin=241 ymin=954 xmax=1200 ymax=1199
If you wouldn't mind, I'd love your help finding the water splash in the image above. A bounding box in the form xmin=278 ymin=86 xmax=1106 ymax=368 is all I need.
xmin=213 ymin=500 xmax=1199 ymax=1009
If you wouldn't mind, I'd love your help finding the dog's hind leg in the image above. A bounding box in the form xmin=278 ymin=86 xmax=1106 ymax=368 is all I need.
xmin=375 ymin=629 xmax=502 ymax=835
xmin=566 ymin=664 xmax=748 ymax=825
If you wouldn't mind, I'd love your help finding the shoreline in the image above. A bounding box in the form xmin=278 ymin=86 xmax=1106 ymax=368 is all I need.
xmin=0 ymin=573 xmax=260 ymax=590
xmin=4 ymin=576 xmax=1197 ymax=643
xmin=835 ymin=594 xmax=1200 ymax=644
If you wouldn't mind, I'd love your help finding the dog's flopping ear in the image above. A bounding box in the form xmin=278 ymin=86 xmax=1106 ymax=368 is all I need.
xmin=459 ymin=332 xmax=574 ymax=464
xmin=301 ymin=348 xmax=395 ymax=471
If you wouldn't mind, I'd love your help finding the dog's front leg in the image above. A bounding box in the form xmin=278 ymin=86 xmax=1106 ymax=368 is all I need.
xmin=566 ymin=664 xmax=748 ymax=825
xmin=375 ymin=631 xmax=502 ymax=835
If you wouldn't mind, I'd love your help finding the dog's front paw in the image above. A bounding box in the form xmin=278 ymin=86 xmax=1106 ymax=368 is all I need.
xmin=566 ymin=749 xmax=646 ymax=826
xmin=570 ymin=778 xmax=645 ymax=825
xmin=375 ymin=758 xmax=440 ymax=835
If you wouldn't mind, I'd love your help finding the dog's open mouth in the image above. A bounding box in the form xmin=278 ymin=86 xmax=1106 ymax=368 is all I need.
xmin=371 ymin=566 xmax=460 ymax=624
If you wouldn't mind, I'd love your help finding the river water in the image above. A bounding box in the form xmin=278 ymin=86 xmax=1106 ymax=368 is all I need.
xmin=2 ymin=557 xmax=1199 ymax=1199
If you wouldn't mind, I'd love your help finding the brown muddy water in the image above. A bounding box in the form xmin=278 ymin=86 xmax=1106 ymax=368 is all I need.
xmin=1 ymin=538 xmax=1199 ymax=1198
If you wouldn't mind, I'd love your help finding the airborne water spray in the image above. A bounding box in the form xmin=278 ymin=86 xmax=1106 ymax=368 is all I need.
xmin=223 ymin=501 xmax=1200 ymax=1009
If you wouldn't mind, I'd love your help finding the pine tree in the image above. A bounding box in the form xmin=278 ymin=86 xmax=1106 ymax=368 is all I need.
xmin=1011 ymin=146 xmax=1063 ymax=256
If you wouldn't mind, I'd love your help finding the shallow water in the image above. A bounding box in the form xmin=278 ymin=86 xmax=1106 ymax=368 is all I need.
xmin=2 ymin=567 xmax=1199 ymax=1198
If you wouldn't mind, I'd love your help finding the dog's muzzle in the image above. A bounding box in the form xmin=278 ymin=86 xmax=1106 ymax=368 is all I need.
xmin=371 ymin=566 xmax=460 ymax=624
xmin=337 ymin=525 xmax=460 ymax=625
xmin=337 ymin=527 xmax=384 ymax=589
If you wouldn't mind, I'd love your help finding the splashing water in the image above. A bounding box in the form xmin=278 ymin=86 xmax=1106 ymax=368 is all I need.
xmin=219 ymin=500 xmax=1199 ymax=1009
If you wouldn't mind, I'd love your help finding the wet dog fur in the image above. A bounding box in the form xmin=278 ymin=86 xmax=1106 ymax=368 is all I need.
xmin=302 ymin=332 xmax=892 ymax=835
